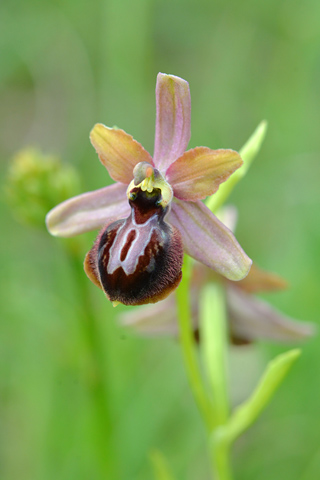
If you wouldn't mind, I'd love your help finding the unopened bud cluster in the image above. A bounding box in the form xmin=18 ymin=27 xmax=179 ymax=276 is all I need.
xmin=5 ymin=148 xmax=80 ymax=228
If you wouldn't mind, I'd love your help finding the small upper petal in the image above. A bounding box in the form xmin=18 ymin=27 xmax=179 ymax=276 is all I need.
xmin=46 ymin=182 xmax=130 ymax=237
xmin=90 ymin=124 xmax=153 ymax=184
xmin=169 ymin=199 xmax=252 ymax=281
xmin=236 ymin=264 xmax=288 ymax=294
xmin=153 ymin=73 xmax=191 ymax=172
xmin=166 ymin=147 xmax=243 ymax=201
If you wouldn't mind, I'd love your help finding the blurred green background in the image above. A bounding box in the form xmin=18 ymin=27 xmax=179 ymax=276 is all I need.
xmin=1 ymin=0 xmax=320 ymax=479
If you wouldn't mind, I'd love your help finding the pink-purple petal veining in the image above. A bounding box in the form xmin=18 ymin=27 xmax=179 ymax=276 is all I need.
xmin=169 ymin=199 xmax=252 ymax=281
xmin=153 ymin=73 xmax=191 ymax=172
xmin=166 ymin=147 xmax=243 ymax=201
xmin=46 ymin=182 xmax=130 ymax=237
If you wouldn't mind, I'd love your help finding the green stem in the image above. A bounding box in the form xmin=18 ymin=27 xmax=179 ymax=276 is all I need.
xmin=211 ymin=437 xmax=233 ymax=480
xmin=177 ymin=261 xmax=233 ymax=480
xmin=200 ymin=283 xmax=229 ymax=428
xmin=200 ymin=283 xmax=233 ymax=480
xmin=65 ymin=238 xmax=117 ymax=478
xmin=176 ymin=256 xmax=214 ymax=430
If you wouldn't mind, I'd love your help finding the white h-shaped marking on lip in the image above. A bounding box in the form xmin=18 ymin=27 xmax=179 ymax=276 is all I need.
xmin=107 ymin=211 xmax=159 ymax=276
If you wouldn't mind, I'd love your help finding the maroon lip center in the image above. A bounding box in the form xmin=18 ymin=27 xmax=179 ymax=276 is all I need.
xmin=129 ymin=187 xmax=164 ymax=224
xmin=86 ymin=186 xmax=184 ymax=306
xmin=120 ymin=229 xmax=137 ymax=262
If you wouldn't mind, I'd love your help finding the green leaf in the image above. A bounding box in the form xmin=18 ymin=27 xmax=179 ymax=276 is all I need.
xmin=238 ymin=120 xmax=268 ymax=173
xmin=150 ymin=449 xmax=176 ymax=480
xmin=206 ymin=120 xmax=267 ymax=213
xmin=213 ymin=349 xmax=301 ymax=446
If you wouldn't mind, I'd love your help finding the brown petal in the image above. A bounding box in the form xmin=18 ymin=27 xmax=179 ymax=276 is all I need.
xmin=236 ymin=264 xmax=288 ymax=294
xmin=84 ymin=246 xmax=103 ymax=290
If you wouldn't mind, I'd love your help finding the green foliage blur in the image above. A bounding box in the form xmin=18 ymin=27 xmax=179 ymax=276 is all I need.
xmin=1 ymin=0 xmax=320 ymax=479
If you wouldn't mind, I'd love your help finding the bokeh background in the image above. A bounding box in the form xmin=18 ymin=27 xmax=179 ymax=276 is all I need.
xmin=1 ymin=0 xmax=320 ymax=479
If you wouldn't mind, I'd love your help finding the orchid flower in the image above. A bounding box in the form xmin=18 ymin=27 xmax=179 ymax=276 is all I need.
xmin=119 ymin=208 xmax=314 ymax=342
xmin=46 ymin=73 xmax=252 ymax=305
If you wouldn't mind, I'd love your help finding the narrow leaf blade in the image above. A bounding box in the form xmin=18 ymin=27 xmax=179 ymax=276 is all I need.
xmin=214 ymin=349 xmax=301 ymax=445
xmin=206 ymin=120 xmax=267 ymax=212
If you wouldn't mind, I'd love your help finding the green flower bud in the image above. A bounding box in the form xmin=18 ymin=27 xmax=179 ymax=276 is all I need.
xmin=5 ymin=148 xmax=80 ymax=228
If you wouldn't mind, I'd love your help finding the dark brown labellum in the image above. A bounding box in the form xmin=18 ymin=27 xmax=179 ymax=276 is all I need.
xmin=84 ymin=188 xmax=183 ymax=305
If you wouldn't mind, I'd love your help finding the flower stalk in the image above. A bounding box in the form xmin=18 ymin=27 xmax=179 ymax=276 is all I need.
xmin=210 ymin=435 xmax=233 ymax=480
xmin=200 ymin=282 xmax=233 ymax=479
xmin=200 ymin=283 xmax=229 ymax=428
xmin=174 ymin=119 xmax=304 ymax=480
xmin=177 ymin=261 xmax=233 ymax=479
xmin=176 ymin=256 xmax=214 ymax=430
